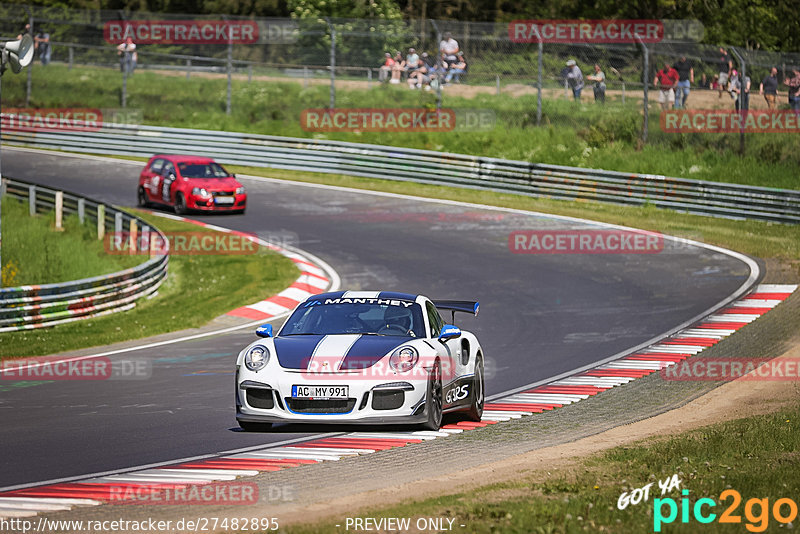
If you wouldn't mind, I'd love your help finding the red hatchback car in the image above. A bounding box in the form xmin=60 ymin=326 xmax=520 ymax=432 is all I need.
xmin=137 ymin=155 xmax=247 ymax=214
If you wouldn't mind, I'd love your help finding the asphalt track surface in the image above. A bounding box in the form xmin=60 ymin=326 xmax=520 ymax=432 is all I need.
xmin=0 ymin=148 xmax=756 ymax=489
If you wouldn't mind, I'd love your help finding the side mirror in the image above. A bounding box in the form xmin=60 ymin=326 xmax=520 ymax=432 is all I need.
xmin=255 ymin=324 xmax=273 ymax=338
xmin=438 ymin=324 xmax=461 ymax=342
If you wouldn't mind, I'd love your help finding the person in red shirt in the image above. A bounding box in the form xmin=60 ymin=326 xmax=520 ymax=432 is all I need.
xmin=379 ymin=52 xmax=395 ymax=83
xmin=654 ymin=62 xmax=679 ymax=110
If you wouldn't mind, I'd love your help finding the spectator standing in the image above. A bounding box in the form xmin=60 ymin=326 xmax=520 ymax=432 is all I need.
xmin=378 ymin=52 xmax=394 ymax=83
xmin=565 ymin=60 xmax=584 ymax=101
xmin=673 ymin=55 xmax=694 ymax=108
xmin=729 ymin=70 xmax=750 ymax=112
xmin=759 ymin=67 xmax=779 ymax=109
xmin=117 ymin=37 xmax=137 ymax=74
xmin=439 ymin=32 xmax=459 ymax=66
xmin=586 ymin=63 xmax=606 ymax=103
xmin=698 ymin=73 xmax=710 ymax=89
xmin=445 ymin=52 xmax=466 ymax=84
xmin=35 ymin=29 xmax=51 ymax=66
xmin=784 ymin=67 xmax=800 ymax=112
xmin=654 ymin=62 xmax=679 ymax=110
xmin=718 ymin=47 xmax=732 ymax=98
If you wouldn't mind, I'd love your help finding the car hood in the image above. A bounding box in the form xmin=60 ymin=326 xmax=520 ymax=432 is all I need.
xmin=274 ymin=334 xmax=415 ymax=370
xmin=185 ymin=177 xmax=241 ymax=190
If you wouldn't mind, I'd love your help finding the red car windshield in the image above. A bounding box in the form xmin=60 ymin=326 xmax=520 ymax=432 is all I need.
xmin=177 ymin=162 xmax=230 ymax=178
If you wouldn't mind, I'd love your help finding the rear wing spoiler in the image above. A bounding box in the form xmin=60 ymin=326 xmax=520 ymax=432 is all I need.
xmin=433 ymin=300 xmax=480 ymax=323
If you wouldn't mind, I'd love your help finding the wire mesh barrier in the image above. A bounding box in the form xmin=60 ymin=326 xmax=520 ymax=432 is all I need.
xmin=0 ymin=178 xmax=169 ymax=332
xmin=2 ymin=123 xmax=797 ymax=224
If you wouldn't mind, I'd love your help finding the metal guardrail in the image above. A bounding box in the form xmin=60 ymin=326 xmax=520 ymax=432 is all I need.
xmin=0 ymin=178 xmax=169 ymax=332
xmin=2 ymin=122 xmax=799 ymax=224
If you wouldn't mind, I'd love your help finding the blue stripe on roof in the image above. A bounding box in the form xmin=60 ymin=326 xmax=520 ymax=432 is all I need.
xmin=378 ymin=291 xmax=418 ymax=301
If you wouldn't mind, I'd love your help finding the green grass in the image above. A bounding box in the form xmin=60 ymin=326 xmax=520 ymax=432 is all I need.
xmin=0 ymin=210 xmax=299 ymax=358
xmin=287 ymin=402 xmax=800 ymax=534
xmin=4 ymin=63 xmax=800 ymax=190
xmin=1 ymin=197 xmax=141 ymax=285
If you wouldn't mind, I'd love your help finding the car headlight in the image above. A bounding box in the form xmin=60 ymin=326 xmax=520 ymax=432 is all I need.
xmin=235 ymin=186 xmax=245 ymax=195
xmin=244 ymin=345 xmax=270 ymax=371
xmin=389 ymin=346 xmax=418 ymax=373
xmin=191 ymin=187 xmax=210 ymax=197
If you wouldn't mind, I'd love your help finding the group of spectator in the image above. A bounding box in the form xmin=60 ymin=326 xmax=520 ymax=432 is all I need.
xmin=18 ymin=23 xmax=51 ymax=66
xmin=378 ymin=32 xmax=467 ymax=90
xmin=563 ymin=60 xmax=607 ymax=103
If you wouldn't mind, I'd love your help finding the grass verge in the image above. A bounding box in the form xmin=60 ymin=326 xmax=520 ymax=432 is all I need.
xmin=0 ymin=209 xmax=299 ymax=358
xmin=1 ymin=197 xmax=141 ymax=285
xmin=287 ymin=401 xmax=800 ymax=534
xmin=4 ymin=63 xmax=800 ymax=189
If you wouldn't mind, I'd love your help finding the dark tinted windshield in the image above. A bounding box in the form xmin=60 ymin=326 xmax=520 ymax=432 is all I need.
xmin=280 ymin=301 xmax=425 ymax=338
xmin=177 ymin=162 xmax=230 ymax=178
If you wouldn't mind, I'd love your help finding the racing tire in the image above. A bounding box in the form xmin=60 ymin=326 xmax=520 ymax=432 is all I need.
xmin=137 ymin=187 xmax=149 ymax=207
xmin=238 ymin=420 xmax=273 ymax=432
xmin=421 ymin=360 xmax=443 ymax=431
xmin=464 ymin=354 xmax=484 ymax=422
xmin=174 ymin=193 xmax=187 ymax=215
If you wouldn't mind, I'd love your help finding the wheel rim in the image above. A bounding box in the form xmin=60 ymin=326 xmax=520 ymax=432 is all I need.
xmin=431 ymin=363 xmax=443 ymax=421
xmin=177 ymin=195 xmax=184 ymax=211
xmin=138 ymin=189 xmax=146 ymax=205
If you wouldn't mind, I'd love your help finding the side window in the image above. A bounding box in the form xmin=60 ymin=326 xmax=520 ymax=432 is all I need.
xmin=425 ymin=301 xmax=444 ymax=338
xmin=162 ymin=162 xmax=176 ymax=177
xmin=149 ymin=158 xmax=164 ymax=174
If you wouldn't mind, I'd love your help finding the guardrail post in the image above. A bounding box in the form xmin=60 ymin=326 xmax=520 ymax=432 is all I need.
xmin=129 ymin=219 xmax=138 ymax=255
xmin=367 ymin=68 xmax=372 ymax=87
xmin=186 ymin=59 xmax=191 ymax=80
xmin=28 ymin=185 xmax=36 ymax=216
xmin=77 ymin=198 xmax=85 ymax=223
xmin=68 ymin=45 xmax=74 ymax=70
xmin=54 ymin=191 xmax=64 ymax=230
xmin=114 ymin=212 xmax=123 ymax=238
xmin=97 ymin=204 xmax=105 ymax=240
xmin=141 ymin=225 xmax=150 ymax=257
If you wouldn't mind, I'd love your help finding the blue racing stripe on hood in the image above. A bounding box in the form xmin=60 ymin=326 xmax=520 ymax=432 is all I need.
xmin=339 ymin=335 xmax=415 ymax=370
xmin=274 ymin=335 xmax=325 ymax=369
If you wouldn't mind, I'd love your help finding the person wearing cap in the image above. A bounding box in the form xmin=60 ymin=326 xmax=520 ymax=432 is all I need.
xmin=405 ymin=48 xmax=420 ymax=73
xmin=379 ymin=52 xmax=395 ymax=83
xmin=654 ymin=61 xmax=679 ymax=110
xmin=565 ymin=59 xmax=584 ymax=101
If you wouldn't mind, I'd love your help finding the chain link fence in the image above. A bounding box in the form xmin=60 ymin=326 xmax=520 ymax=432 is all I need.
xmin=2 ymin=3 xmax=800 ymax=154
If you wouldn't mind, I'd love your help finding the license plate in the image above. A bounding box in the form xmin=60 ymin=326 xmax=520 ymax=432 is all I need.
xmin=291 ymin=385 xmax=349 ymax=399
xmin=214 ymin=196 xmax=235 ymax=205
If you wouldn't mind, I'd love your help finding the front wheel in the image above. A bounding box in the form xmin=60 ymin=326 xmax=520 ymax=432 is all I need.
xmin=421 ymin=360 xmax=443 ymax=431
xmin=238 ymin=420 xmax=273 ymax=432
xmin=174 ymin=193 xmax=187 ymax=215
xmin=464 ymin=354 xmax=484 ymax=422
xmin=137 ymin=187 xmax=149 ymax=207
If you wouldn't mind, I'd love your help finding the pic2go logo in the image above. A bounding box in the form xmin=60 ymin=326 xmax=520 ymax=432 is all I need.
xmin=654 ymin=489 xmax=799 ymax=532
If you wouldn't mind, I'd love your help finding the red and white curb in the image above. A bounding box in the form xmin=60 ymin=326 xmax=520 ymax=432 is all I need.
xmin=0 ymin=283 xmax=794 ymax=518
xmin=140 ymin=212 xmax=336 ymax=322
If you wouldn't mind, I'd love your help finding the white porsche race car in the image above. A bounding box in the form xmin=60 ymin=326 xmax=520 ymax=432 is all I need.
xmin=235 ymin=291 xmax=484 ymax=431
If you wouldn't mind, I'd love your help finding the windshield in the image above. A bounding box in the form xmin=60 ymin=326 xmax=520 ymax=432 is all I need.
xmin=280 ymin=300 xmax=426 ymax=338
xmin=177 ymin=162 xmax=230 ymax=178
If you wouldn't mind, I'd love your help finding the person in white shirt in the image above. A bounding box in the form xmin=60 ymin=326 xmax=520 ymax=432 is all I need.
xmin=117 ymin=37 xmax=138 ymax=74
xmin=439 ymin=32 xmax=459 ymax=66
